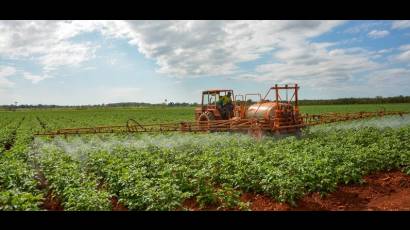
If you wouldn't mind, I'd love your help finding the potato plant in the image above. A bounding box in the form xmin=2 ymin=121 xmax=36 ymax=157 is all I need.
xmin=0 ymin=116 xmax=43 ymax=210
xmin=1 ymin=106 xmax=410 ymax=211
xmin=48 ymin=125 xmax=409 ymax=209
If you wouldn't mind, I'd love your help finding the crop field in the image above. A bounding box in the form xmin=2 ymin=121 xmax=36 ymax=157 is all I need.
xmin=1 ymin=103 xmax=410 ymax=211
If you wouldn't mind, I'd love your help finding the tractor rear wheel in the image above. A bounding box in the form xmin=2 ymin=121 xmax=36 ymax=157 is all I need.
xmin=248 ymin=122 xmax=263 ymax=140
xmin=198 ymin=111 xmax=215 ymax=131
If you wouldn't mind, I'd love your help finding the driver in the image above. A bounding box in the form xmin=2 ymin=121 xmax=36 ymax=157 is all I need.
xmin=219 ymin=92 xmax=233 ymax=119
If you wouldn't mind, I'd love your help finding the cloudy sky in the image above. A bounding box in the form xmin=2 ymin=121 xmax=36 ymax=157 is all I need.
xmin=1 ymin=20 xmax=410 ymax=105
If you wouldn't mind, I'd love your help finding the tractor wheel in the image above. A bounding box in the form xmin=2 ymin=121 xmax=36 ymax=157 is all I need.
xmin=248 ymin=122 xmax=263 ymax=140
xmin=198 ymin=111 xmax=215 ymax=131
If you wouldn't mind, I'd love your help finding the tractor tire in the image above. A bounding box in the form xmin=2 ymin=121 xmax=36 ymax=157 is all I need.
xmin=248 ymin=122 xmax=264 ymax=140
xmin=198 ymin=111 xmax=215 ymax=131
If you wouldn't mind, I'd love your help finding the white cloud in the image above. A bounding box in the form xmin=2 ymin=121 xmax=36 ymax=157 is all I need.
xmin=98 ymin=20 xmax=345 ymax=77
xmin=0 ymin=66 xmax=16 ymax=88
xmin=0 ymin=66 xmax=16 ymax=77
xmin=377 ymin=48 xmax=393 ymax=54
xmin=368 ymin=30 xmax=390 ymax=39
xmin=399 ymin=44 xmax=410 ymax=51
xmin=391 ymin=44 xmax=410 ymax=63
xmin=1 ymin=20 xmax=408 ymax=96
xmin=0 ymin=20 xmax=98 ymax=74
xmin=95 ymin=20 xmax=392 ymax=89
xmin=0 ymin=20 xmax=347 ymax=80
xmin=236 ymin=38 xmax=382 ymax=88
xmin=344 ymin=21 xmax=385 ymax=34
xmin=238 ymin=41 xmax=384 ymax=89
xmin=38 ymin=42 xmax=97 ymax=72
xmin=23 ymin=72 xmax=52 ymax=84
xmin=368 ymin=68 xmax=410 ymax=87
xmin=391 ymin=20 xmax=410 ymax=30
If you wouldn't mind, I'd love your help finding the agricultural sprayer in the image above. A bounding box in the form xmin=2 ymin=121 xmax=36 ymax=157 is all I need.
xmin=34 ymin=84 xmax=408 ymax=138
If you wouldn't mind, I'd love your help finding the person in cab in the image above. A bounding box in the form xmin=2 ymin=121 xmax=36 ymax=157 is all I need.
xmin=218 ymin=92 xmax=233 ymax=119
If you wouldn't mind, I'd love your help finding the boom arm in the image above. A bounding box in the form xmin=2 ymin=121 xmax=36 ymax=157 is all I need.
xmin=34 ymin=111 xmax=408 ymax=137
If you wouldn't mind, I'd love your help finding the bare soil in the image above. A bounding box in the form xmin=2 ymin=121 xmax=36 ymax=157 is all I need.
xmin=182 ymin=170 xmax=410 ymax=211
xmin=41 ymin=190 xmax=64 ymax=211
xmin=111 ymin=196 xmax=128 ymax=211
xmin=294 ymin=170 xmax=410 ymax=211
xmin=36 ymin=171 xmax=64 ymax=211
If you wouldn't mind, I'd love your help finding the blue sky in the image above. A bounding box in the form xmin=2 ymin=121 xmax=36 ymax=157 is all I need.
xmin=0 ymin=20 xmax=410 ymax=105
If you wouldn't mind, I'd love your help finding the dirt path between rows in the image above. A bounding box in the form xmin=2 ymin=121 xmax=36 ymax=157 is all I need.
xmin=36 ymin=171 xmax=64 ymax=211
xmin=240 ymin=170 xmax=410 ymax=211
xmin=180 ymin=170 xmax=410 ymax=211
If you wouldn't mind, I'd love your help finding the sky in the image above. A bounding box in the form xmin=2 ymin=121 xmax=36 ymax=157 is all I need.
xmin=0 ymin=20 xmax=410 ymax=105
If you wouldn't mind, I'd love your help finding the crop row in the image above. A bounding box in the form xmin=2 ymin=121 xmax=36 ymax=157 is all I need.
xmin=35 ymin=147 xmax=112 ymax=210
xmin=0 ymin=115 xmax=43 ymax=210
xmin=32 ymin=124 xmax=410 ymax=210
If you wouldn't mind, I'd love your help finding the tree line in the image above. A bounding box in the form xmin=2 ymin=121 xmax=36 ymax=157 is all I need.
xmin=0 ymin=102 xmax=200 ymax=110
xmin=1 ymin=95 xmax=410 ymax=110
xmin=298 ymin=95 xmax=410 ymax=105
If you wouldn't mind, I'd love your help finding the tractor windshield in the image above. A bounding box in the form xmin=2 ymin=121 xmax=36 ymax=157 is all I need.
xmin=201 ymin=90 xmax=234 ymax=108
xmin=203 ymin=93 xmax=220 ymax=105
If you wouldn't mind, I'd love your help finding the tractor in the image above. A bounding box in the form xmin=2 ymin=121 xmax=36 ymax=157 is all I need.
xmin=195 ymin=89 xmax=235 ymax=122
xmin=193 ymin=85 xmax=304 ymax=136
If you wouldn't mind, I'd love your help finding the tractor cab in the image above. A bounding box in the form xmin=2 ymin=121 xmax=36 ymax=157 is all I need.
xmin=195 ymin=89 xmax=234 ymax=121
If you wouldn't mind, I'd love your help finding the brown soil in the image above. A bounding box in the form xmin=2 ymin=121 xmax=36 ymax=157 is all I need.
xmin=41 ymin=190 xmax=64 ymax=211
xmin=181 ymin=197 xmax=200 ymax=211
xmin=180 ymin=197 xmax=227 ymax=211
xmin=36 ymin=171 xmax=64 ymax=211
xmin=181 ymin=170 xmax=410 ymax=211
xmin=97 ymin=180 xmax=128 ymax=211
xmin=294 ymin=170 xmax=410 ymax=211
xmin=240 ymin=193 xmax=291 ymax=211
xmin=111 ymin=196 xmax=128 ymax=211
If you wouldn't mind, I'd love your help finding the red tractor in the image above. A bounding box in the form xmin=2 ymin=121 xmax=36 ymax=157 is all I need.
xmin=195 ymin=89 xmax=235 ymax=123
xmin=194 ymin=85 xmax=302 ymax=135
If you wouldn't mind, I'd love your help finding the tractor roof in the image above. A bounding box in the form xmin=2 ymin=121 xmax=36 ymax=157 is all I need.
xmin=202 ymin=89 xmax=233 ymax=94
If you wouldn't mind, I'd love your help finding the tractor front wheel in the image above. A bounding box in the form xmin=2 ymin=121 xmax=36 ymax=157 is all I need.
xmin=198 ymin=111 xmax=215 ymax=131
